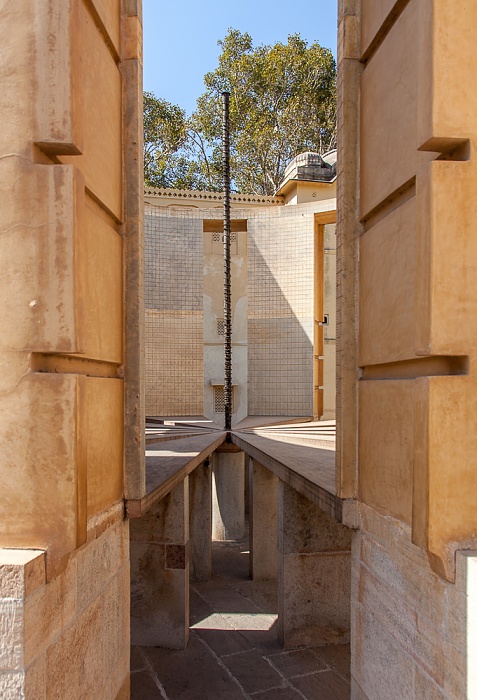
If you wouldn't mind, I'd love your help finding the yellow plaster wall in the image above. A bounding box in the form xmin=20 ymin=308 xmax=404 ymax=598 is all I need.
xmin=59 ymin=0 xmax=123 ymax=220
xmin=0 ymin=0 xmax=142 ymax=694
xmin=341 ymin=0 xmax=477 ymax=582
xmin=0 ymin=0 xmax=141 ymax=694
xmin=0 ymin=0 xmax=142 ymax=575
xmin=359 ymin=197 xmax=416 ymax=365
xmin=360 ymin=1 xmax=435 ymax=218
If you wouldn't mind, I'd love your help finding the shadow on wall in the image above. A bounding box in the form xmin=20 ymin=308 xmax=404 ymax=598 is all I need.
xmin=247 ymin=236 xmax=314 ymax=418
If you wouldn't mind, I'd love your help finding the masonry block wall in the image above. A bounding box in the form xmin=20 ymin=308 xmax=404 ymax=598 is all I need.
xmin=0 ymin=1 xmax=143 ymax=697
xmin=338 ymin=0 xmax=477 ymax=697
xmin=144 ymin=206 xmax=204 ymax=416
xmin=247 ymin=206 xmax=316 ymax=416
xmin=144 ymin=193 xmax=336 ymax=421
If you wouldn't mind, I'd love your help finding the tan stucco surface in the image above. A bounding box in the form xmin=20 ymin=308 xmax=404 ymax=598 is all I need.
xmin=0 ymin=0 xmax=142 ymax=695
xmin=339 ymin=0 xmax=477 ymax=696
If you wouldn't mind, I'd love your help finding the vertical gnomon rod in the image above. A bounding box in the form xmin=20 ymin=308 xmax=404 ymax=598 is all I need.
xmin=222 ymin=91 xmax=232 ymax=431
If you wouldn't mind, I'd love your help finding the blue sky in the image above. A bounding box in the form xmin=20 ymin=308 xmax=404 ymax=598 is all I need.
xmin=143 ymin=0 xmax=338 ymax=115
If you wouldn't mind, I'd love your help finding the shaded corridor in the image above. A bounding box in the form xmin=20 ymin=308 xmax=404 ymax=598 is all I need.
xmin=131 ymin=535 xmax=350 ymax=699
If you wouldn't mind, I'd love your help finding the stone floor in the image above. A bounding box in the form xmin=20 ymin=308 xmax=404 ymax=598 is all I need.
xmin=131 ymin=535 xmax=350 ymax=700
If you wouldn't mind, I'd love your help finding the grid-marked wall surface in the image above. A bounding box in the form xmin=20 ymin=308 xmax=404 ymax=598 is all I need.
xmin=145 ymin=206 xmax=203 ymax=415
xmin=248 ymin=207 xmax=315 ymax=416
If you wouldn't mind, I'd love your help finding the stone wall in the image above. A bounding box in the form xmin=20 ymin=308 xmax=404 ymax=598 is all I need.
xmin=0 ymin=507 xmax=129 ymax=699
xmin=144 ymin=206 xmax=204 ymax=416
xmin=247 ymin=205 xmax=316 ymax=416
xmin=0 ymin=0 xmax=142 ymax=695
xmin=352 ymin=504 xmax=475 ymax=700
xmin=337 ymin=0 xmax=477 ymax=697
xmin=144 ymin=195 xmax=336 ymax=421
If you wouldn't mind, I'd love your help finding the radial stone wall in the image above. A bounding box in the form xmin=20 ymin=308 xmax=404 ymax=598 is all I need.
xmin=144 ymin=206 xmax=204 ymax=416
xmin=338 ymin=0 xmax=477 ymax=697
xmin=0 ymin=1 xmax=143 ymax=697
xmin=247 ymin=206 xmax=316 ymax=417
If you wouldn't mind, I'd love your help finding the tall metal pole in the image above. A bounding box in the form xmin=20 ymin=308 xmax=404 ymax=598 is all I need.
xmin=222 ymin=91 xmax=232 ymax=431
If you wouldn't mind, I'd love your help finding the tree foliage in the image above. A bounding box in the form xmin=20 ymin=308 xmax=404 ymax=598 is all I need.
xmin=144 ymin=30 xmax=336 ymax=195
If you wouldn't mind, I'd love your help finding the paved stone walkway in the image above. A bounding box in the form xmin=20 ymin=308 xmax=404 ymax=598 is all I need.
xmin=131 ymin=536 xmax=350 ymax=699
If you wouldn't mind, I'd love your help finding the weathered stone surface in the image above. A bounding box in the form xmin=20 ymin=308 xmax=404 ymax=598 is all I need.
xmin=45 ymin=597 xmax=104 ymax=699
xmin=130 ymin=480 xmax=189 ymax=544
xmin=0 ymin=601 xmax=24 ymax=670
xmin=278 ymin=483 xmax=351 ymax=648
xmin=0 ymin=551 xmax=45 ymax=600
xmin=278 ymin=482 xmax=351 ymax=554
xmin=0 ymin=671 xmax=24 ymax=700
xmin=212 ymin=451 xmax=245 ymax=540
xmin=24 ymin=558 xmax=76 ymax=666
xmin=77 ymin=518 xmax=127 ymax=615
xmin=131 ymin=542 xmax=189 ymax=649
xmin=249 ymin=458 xmax=278 ymax=580
xmin=130 ymin=481 xmax=190 ymax=649
xmin=189 ymin=462 xmax=212 ymax=581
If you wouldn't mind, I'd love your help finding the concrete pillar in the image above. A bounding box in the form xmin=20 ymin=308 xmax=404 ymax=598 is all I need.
xmin=212 ymin=447 xmax=245 ymax=540
xmin=249 ymin=458 xmax=278 ymax=580
xmin=189 ymin=460 xmax=212 ymax=581
xmin=130 ymin=479 xmax=189 ymax=649
xmin=278 ymin=482 xmax=352 ymax=649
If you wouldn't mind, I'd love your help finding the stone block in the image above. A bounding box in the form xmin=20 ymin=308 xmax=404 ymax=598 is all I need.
xmin=35 ymin=0 xmax=83 ymax=155
xmin=359 ymin=197 xmax=416 ymax=365
xmin=130 ymin=480 xmax=190 ymax=649
xmin=417 ymin=0 xmax=477 ymax=149
xmin=0 ymin=600 xmax=24 ymax=670
xmin=0 ymin=373 xmax=80 ymax=579
xmin=59 ymin=0 xmax=122 ymax=219
xmin=357 ymin=563 xmax=445 ymax=687
xmin=45 ymin=596 xmax=104 ymax=699
xmin=352 ymin=602 xmax=414 ymax=700
xmin=75 ymin=520 xmax=127 ymax=613
xmin=360 ymin=1 xmax=435 ymax=217
xmin=130 ymin=542 xmax=189 ymax=649
xmin=0 ymin=550 xmax=45 ymax=599
xmin=279 ymin=552 xmax=351 ymax=648
xmin=278 ymin=483 xmax=351 ymax=648
xmin=0 ymin=163 xmax=82 ymax=353
xmin=279 ymin=484 xmax=352 ymax=555
xmin=130 ymin=479 xmax=189 ymax=544
xmin=122 ymin=14 xmax=142 ymax=61
xmin=212 ymin=451 xmax=245 ymax=540
xmin=0 ymin=672 xmax=24 ymax=700
xmin=24 ymin=556 xmax=77 ymax=666
xmin=78 ymin=202 xmax=123 ymax=363
xmin=359 ymin=380 xmax=414 ymax=525
xmin=102 ymin=564 xmax=130 ymax=689
xmin=249 ymin=459 xmax=278 ymax=580
xmin=356 ymin=507 xmax=448 ymax=627
xmin=189 ymin=462 xmax=212 ymax=581
xmin=79 ymin=376 xmax=124 ymax=519
xmin=415 ymin=160 xmax=477 ymax=356
xmin=413 ymin=375 xmax=477 ymax=580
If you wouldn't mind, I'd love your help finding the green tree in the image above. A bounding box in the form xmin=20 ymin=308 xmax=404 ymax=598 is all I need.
xmin=144 ymin=30 xmax=337 ymax=195
xmin=143 ymin=92 xmax=188 ymax=187
xmin=192 ymin=30 xmax=336 ymax=195
xmin=144 ymin=91 xmax=216 ymax=190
